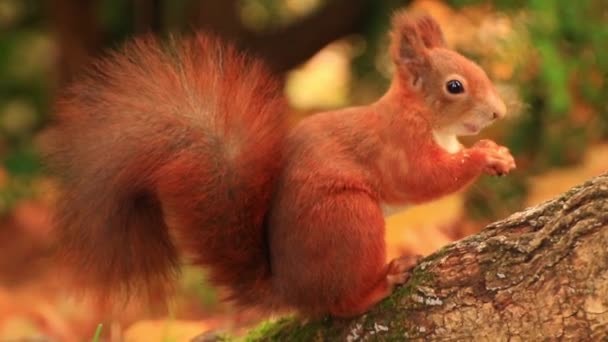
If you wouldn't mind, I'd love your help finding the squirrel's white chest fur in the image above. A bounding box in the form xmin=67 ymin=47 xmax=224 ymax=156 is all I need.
xmin=432 ymin=130 xmax=462 ymax=154
xmin=381 ymin=130 xmax=461 ymax=217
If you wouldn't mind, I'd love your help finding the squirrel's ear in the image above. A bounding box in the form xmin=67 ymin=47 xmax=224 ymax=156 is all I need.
xmin=390 ymin=12 xmax=438 ymax=82
xmin=415 ymin=15 xmax=445 ymax=49
xmin=390 ymin=12 xmax=427 ymax=66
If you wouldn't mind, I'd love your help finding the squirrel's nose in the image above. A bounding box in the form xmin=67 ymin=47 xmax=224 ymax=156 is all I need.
xmin=488 ymin=93 xmax=507 ymax=120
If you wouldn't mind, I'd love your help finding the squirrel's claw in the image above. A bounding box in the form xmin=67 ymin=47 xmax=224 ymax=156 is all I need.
xmin=386 ymin=255 xmax=422 ymax=287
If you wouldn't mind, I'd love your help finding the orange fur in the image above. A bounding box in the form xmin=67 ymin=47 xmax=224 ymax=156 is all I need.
xmin=42 ymin=11 xmax=515 ymax=317
xmin=43 ymin=34 xmax=286 ymax=309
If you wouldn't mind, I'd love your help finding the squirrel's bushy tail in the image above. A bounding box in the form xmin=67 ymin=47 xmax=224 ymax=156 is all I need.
xmin=43 ymin=34 xmax=286 ymax=309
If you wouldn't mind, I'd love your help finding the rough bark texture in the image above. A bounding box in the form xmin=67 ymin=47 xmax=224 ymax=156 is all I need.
xmin=245 ymin=173 xmax=608 ymax=341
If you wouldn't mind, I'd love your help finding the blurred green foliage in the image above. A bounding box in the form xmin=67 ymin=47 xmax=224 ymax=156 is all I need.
xmin=0 ymin=0 xmax=48 ymax=213
xmin=0 ymin=1 xmax=49 ymax=140
xmin=499 ymin=0 xmax=608 ymax=168
xmin=240 ymin=0 xmax=323 ymax=30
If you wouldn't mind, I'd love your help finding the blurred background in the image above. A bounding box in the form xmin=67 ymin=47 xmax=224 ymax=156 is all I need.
xmin=0 ymin=0 xmax=607 ymax=340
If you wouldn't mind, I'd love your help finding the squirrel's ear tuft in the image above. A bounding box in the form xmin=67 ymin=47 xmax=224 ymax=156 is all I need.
xmin=390 ymin=12 xmax=445 ymax=64
xmin=390 ymin=11 xmax=427 ymax=66
xmin=415 ymin=15 xmax=445 ymax=49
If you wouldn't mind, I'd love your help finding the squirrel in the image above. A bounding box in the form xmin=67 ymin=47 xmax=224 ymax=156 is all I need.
xmin=42 ymin=11 xmax=515 ymax=318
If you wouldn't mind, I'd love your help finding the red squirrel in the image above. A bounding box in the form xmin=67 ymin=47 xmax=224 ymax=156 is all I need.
xmin=42 ymin=11 xmax=515 ymax=317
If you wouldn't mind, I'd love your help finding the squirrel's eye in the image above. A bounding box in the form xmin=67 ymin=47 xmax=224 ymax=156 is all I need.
xmin=446 ymin=80 xmax=464 ymax=94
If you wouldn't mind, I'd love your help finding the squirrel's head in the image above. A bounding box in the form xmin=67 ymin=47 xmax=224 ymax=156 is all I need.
xmin=390 ymin=11 xmax=507 ymax=136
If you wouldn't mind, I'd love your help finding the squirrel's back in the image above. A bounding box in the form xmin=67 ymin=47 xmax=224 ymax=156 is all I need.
xmin=43 ymin=34 xmax=287 ymax=308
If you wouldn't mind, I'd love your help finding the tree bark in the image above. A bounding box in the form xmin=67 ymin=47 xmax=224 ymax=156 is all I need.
xmin=246 ymin=173 xmax=608 ymax=341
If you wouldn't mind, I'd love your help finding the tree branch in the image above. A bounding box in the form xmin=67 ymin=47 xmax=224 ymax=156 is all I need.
xmin=132 ymin=0 xmax=163 ymax=34
xmin=51 ymin=0 xmax=373 ymax=84
xmin=49 ymin=0 xmax=101 ymax=86
xmin=190 ymin=0 xmax=369 ymax=73
xmin=246 ymin=173 xmax=608 ymax=340
xmin=244 ymin=0 xmax=368 ymax=73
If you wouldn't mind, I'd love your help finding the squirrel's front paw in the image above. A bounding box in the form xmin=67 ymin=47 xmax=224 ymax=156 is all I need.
xmin=473 ymin=139 xmax=516 ymax=176
xmin=386 ymin=255 xmax=422 ymax=287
